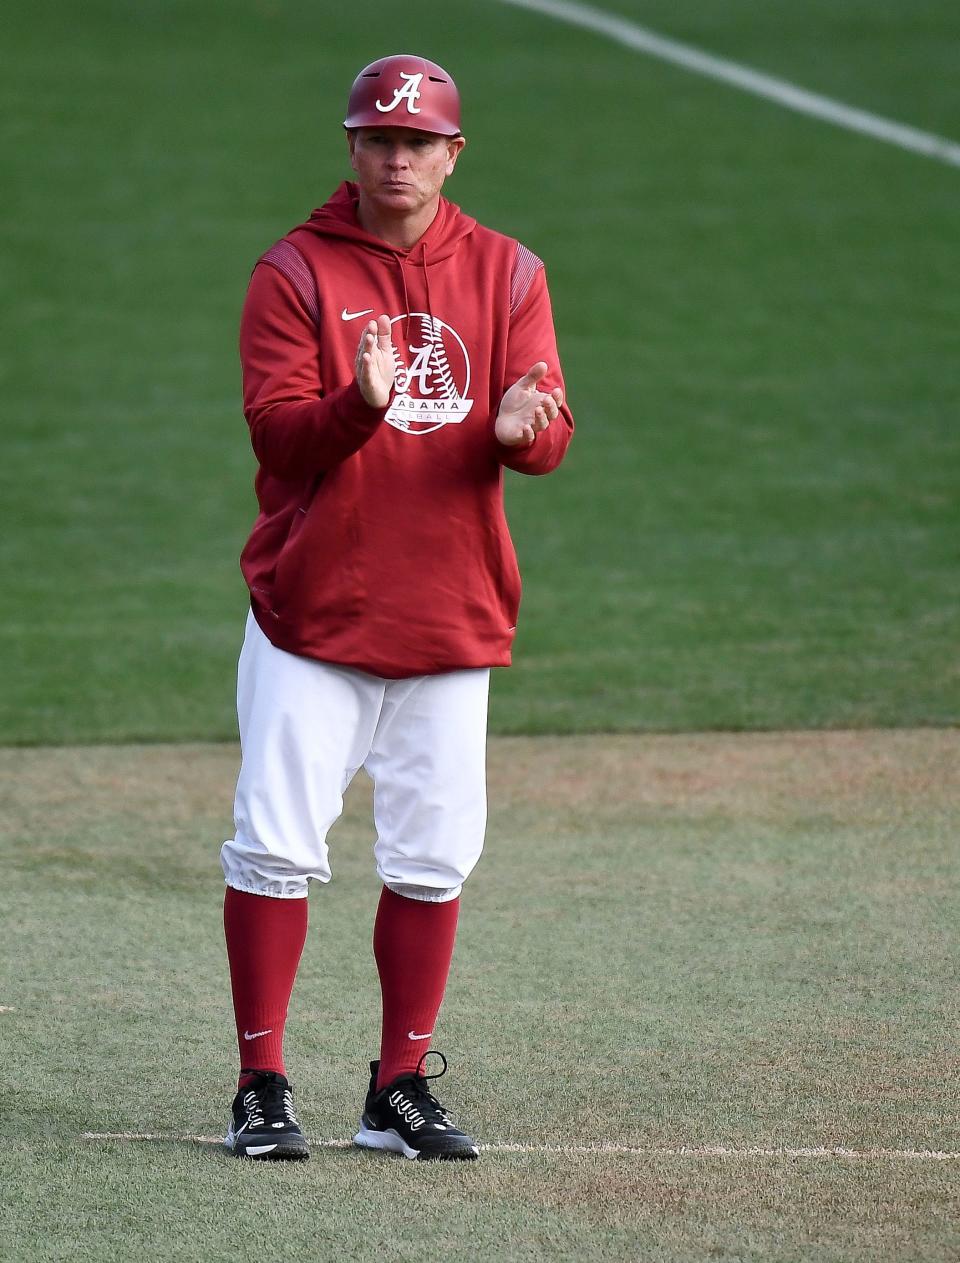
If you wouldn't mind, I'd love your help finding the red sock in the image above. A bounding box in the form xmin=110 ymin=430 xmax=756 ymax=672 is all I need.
xmin=223 ymin=887 xmax=308 ymax=1084
xmin=373 ymin=887 xmax=460 ymax=1091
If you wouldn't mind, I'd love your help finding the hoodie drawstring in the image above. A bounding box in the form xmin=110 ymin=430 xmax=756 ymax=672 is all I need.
xmin=396 ymin=244 xmax=435 ymax=343
xmin=422 ymin=243 xmax=435 ymax=334
xmin=397 ymin=256 xmax=412 ymax=342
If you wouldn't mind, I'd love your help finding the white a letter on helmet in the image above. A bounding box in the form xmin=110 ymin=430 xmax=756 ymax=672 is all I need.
xmin=376 ymin=72 xmax=423 ymax=115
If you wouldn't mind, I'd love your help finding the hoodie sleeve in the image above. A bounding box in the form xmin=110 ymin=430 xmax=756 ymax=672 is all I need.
xmin=493 ymin=258 xmax=574 ymax=476
xmin=240 ymin=259 xmax=389 ymax=480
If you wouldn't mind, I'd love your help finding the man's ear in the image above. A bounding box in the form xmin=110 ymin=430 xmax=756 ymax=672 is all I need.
xmin=446 ymin=135 xmax=466 ymax=175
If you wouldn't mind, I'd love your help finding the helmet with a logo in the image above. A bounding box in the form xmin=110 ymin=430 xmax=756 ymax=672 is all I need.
xmin=343 ymin=54 xmax=461 ymax=136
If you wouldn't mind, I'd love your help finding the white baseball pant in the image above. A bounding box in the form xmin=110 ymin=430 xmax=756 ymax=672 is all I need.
xmin=220 ymin=612 xmax=489 ymax=902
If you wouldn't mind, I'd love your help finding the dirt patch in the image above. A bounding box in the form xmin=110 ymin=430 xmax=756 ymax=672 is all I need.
xmin=0 ymin=743 xmax=241 ymax=846
xmin=487 ymin=729 xmax=960 ymax=824
xmin=0 ymin=729 xmax=957 ymax=845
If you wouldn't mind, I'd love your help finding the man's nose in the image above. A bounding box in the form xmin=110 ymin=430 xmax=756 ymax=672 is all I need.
xmin=386 ymin=146 xmax=410 ymax=167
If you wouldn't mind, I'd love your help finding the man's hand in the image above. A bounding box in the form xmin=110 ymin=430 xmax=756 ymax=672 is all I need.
xmin=356 ymin=315 xmax=396 ymax=408
xmin=495 ymin=362 xmax=563 ymax=447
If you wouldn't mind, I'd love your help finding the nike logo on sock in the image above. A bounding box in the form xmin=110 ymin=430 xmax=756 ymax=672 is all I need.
xmin=243 ymin=1028 xmax=273 ymax=1041
xmin=407 ymin=1030 xmax=433 ymax=1041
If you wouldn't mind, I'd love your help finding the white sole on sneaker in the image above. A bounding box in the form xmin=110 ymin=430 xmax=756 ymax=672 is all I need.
xmin=353 ymin=1121 xmax=480 ymax=1161
xmin=224 ymin=1122 xmax=308 ymax=1160
xmin=353 ymin=1122 xmax=419 ymax=1159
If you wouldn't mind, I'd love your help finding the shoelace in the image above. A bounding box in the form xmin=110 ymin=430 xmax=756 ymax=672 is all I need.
xmin=242 ymin=1089 xmax=265 ymax=1129
xmin=391 ymin=1051 xmax=457 ymax=1126
xmin=282 ymin=1088 xmax=300 ymax=1126
xmin=415 ymin=1049 xmax=449 ymax=1083
xmin=242 ymin=1078 xmax=300 ymax=1129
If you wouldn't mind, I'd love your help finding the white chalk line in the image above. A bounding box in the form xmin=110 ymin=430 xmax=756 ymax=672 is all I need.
xmin=81 ymin=1133 xmax=960 ymax=1160
xmin=494 ymin=0 xmax=960 ymax=170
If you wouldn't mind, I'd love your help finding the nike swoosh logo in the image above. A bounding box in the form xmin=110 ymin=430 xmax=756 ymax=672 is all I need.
xmin=407 ymin=1030 xmax=433 ymax=1041
xmin=341 ymin=307 xmax=374 ymax=321
xmin=243 ymin=1028 xmax=273 ymax=1041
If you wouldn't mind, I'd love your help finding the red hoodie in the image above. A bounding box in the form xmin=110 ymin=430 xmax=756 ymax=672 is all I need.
xmin=239 ymin=181 xmax=574 ymax=678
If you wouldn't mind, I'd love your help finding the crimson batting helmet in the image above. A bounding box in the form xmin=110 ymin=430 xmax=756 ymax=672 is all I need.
xmin=344 ymin=54 xmax=461 ymax=136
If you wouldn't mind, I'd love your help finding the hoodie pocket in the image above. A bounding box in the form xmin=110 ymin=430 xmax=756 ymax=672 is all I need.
xmin=270 ymin=477 xmax=365 ymax=625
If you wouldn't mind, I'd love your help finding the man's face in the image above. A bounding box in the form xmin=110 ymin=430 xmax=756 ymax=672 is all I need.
xmin=348 ymin=127 xmax=465 ymax=218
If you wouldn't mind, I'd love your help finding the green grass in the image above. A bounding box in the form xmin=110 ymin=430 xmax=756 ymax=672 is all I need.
xmin=594 ymin=0 xmax=960 ymax=136
xmin=5 ymin=8 xmax=958 ymax=1257
xmin=2 ymin=0 xmax=958 ymax=742
xmin=3 ymin=731 xmax=959 ymax=1260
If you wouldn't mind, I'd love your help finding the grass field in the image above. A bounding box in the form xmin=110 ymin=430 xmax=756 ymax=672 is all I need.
xmin=4 ymin=731 xmax=960 ymax=1261
xmin=3 ymin=0 xmax=959 ymax=1258
xmin=3 ymin=0 xmax=958 ymax=741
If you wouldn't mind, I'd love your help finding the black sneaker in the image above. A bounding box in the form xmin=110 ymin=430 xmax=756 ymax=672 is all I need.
xmin=224 ymin=1070 xmax=310 ymax=1160
xmin=353 ymin=1052 xmax=480 ymax=1161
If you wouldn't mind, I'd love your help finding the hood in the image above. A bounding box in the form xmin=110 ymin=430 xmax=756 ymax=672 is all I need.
xmin=298 ymin=181 xmax=476 ymax=265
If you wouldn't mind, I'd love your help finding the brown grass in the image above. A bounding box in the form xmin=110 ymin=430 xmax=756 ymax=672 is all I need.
xmin=2 ymin=728 xmax=956 ymax=846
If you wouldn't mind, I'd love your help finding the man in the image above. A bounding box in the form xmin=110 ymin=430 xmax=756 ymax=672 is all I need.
xmin=220 ymin=53 xmax=573 ymax=1162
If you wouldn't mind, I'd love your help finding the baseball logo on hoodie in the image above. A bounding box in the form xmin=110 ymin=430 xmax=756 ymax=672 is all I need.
xmin=386 ymin=313 xmax=474 ymax=435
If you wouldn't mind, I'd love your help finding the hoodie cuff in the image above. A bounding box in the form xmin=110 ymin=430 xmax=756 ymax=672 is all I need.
xmin=339 ymin=376 xmax=394 ymax=423
xmin=493 ymin=429 xmax=537 ymax=462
